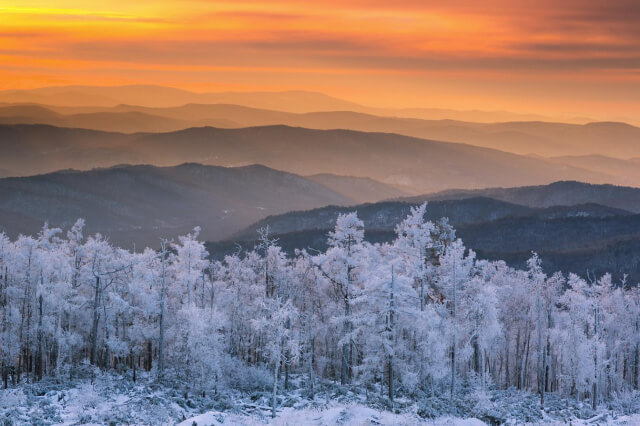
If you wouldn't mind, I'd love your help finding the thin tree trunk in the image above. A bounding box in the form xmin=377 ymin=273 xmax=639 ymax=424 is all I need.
xmin=272 ymin=343 xmax=281 ymax=418
xmin=158 ymin=241 xmax=168 ymax=378
xmin=284 ymin=318 xmax=291 ymax=391
xmin=308 ymin=337 xmax=315 ymax=396
xmin=91 ymin=276 xmax=101 ymax=365
xmin=341 ymin=298 xmax=350 ymax=385
xmin=35 ymin=294 xmax=43 ymax=381
xmin=536 ymin=278 xmax=543 ymax=407
xmin=505 ymin=330 xmax=511 ymax=388
xmin=450 ymin=256 xmax=457 ymax=402
xmin=388 ymin=267 xmax=395 ymax=402
xmin=593 ymin=300 xmax=599 ymax=410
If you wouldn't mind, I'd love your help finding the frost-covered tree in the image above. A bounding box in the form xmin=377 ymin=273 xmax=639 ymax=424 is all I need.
xmin=315 ymin=212 xmax=366 ymax=385
xmin=437 ymin=239 xmax=476 ymax=400
xmin=0 ymin=208 xmax=638 ymax=413
xmin=172 ymin=227 xmax=208 ymax=307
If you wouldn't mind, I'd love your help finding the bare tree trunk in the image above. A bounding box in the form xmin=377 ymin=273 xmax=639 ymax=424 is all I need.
xmin=536 ymin=279 xmax=543 ymax=407
xmin=187 ymin=254 xmax=192 ymax=307
xmin=132 ymin=350 xmax=137 ymax=383
xmin=388 ymin=267 xmax=395 ymax=402
xmin=103 ymin=300 xmax=110 ymax=369
xmin=284 ymin=318 xmax=291 ymax=391
xmin=505 ymin=330 xmax=511 ymax=388
xmin=515 ymin=328 xmax=521 ymax=389
xmin=90 ymin=276 xmax=100 ymax=366
xmin=35 ymin=294 xmax=43 ymax=381
xmin=635 ymin=338 xmax=639 ymax=390
xmin=272 ymin=336 xmax=281 ymax=419
xmin=341 ymin=297 xmax=350 ymax=385
xmin=158 ymin=240 xmax=168 ymax=378
xmin=520 ymin=327 xmax=530 ymax=392
xmin=450 ymin=256 xmax=457 ymax=402
xmin=593 ymin=300 xmax=599 ymax=410
xmin=308 ymin=337 xmax=315 ymax=397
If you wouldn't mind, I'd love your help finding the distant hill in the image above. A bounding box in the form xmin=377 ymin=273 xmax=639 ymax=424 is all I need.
xmin=215 ymin=194 xmax=638 ymax=282
xmin=407 ymin=181 xmax=640 ymax=213
xmin=0 ymin=163 xmax=356 ymax=246
xmin=231 ymin=197 xmax=530 ymax=241
xmin=0 ymin=86 xmax=363 ymax=112
xmin=0 ymin=104 xmax=196 ymax=133
xmin=0 ymin=124 xmax=610 ymax=193
xmin=0 ymin=85 xmax=592 ymax=124
xmin=232 ymin=197 xmax=630 ymax=240
xmin=0 ymin=124 xmax=139 ymax=175
xmin=2 ymin=102 xmax=638 ymax=158
xmin=211 ymin=219 xmax=640 ymax=284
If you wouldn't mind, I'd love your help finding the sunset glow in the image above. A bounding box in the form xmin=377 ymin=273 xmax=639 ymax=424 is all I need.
xmin=2 ymin=0 xmax=639 ymax=118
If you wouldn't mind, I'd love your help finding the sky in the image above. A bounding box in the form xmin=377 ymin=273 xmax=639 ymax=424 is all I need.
xmin=1 ymin=0 xmax=639 ymax=119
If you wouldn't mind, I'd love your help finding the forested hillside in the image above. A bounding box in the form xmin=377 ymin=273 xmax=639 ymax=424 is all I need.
xmin=222 ymin=197 xmax=639 ymax=282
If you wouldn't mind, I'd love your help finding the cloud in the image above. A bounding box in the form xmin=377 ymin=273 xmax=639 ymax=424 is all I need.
xmin=0 ymin=6 xmax=167 ymax=23
xmin=1 ymin=0 xmax=639 ymax=118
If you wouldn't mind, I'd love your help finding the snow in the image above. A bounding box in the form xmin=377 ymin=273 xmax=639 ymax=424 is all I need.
xmin=176 ymin=409 xmax=640 ymax=426
xmin=178 ymin=404 xmax=487 ymax=426
xmin=179 ymin=406 xmax=640 ymax=426
xmin=3 ymin=373 xmax=640 ymax=426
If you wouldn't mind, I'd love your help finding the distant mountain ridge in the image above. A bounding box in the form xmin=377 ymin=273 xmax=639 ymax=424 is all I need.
xmin=0 ymin=85 xmax=597 ymax=123
xmin=0 ymin=124 xmax=611 ymax=193
xmin=217 ymin=182 xmax=640 ymax=282
xmin=233 ymin=192 xmax=634 ymax=240
xmin=407 ymin=181 xmax=640 ymax=213
xmin=214 ymin=215 xmax=640 ymax=284
xmin=0 ymin=163 xmax=361 ymax=245
xmin=0 ymin=86 xmax=363 ymax=112
xmin=1 ymin=102 xmax=638 ymax=158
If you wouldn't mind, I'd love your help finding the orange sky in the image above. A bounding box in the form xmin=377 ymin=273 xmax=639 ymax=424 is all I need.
xmin=1 ymin=0 xmax=639 ymax=119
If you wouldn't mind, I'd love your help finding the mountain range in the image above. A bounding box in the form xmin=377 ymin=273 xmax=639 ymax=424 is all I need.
xmin=0 ymin=124 xmax=611 ymax=193
xmin=2 ymin=85 xmax=639 ymax=281
xmin=410 ymin=181 xmax=640 ymax=213
xmin=1 ymin=102 xmax=638 ymax=158
xmin=2 ymin=156 xmax=638 ymax=280
xmin=0 ymin=85 xmax=597 ymax=123
xmin=217 ymin=182 xmax=640 ymax=282
xmin=0 ymin=163 xmax=364 ymax=245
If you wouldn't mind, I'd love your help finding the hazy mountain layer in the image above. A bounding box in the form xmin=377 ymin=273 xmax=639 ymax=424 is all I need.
xmin=0 ymin=85 xmax=593 ymax=123
xmin=2 ymin=102 xmax=638 ymax=158
xmin=408 ymin=181 xmax=640 ymax=213
xmin=0 ymin=86 xmax=362 ymax=112
xmin=0 ymin=124 xmax=610 ymax=193
xmin=0 ymin=163 xmax=357 ymax=245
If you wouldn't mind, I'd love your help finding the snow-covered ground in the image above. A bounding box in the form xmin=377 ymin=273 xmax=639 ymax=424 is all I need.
xmin=179 ymin=405 xmax=486 ymax=426
xmin=3 ymin=372 xmax=640 ymax=426
xmin=179 ymin=406 xmax=640 ymax=426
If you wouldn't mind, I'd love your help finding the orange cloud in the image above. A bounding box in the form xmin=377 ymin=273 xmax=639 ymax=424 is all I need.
xmin=1 ymin=0 xmax=639 ymax=119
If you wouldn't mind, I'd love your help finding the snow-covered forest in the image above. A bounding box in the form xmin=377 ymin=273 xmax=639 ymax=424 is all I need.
xmin=2 ymin=203 xmax=640 ymax=424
